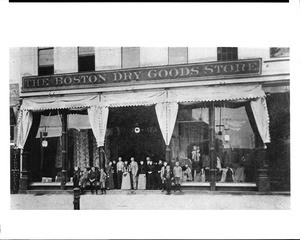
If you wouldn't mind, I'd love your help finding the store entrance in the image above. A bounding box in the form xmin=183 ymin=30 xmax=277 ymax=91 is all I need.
xmin=106 ymin=106 xmax=165 ymax=163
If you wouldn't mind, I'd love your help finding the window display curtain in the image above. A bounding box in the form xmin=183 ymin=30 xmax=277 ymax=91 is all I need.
xmin=87 ymin=106 xmax=109 ymax=147
xmin=16 ymin=110 xmax=33 ymax=149
xmin=250 ymin=97 xmax=271 ymax=145
xmin=155 ymin=102 xmax=179 ymax=146
xmin=17 ymin=95 xmax=100 ymax=149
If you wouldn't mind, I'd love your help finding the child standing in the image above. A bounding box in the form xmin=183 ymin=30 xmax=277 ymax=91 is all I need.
xmin=163 ymin=165 xmax=173 ymax=195
xmin=99 ymin=168 xmax=107 ymax=194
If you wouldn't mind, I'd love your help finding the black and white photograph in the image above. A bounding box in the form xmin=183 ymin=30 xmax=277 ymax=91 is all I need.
xmin=1 ymin=1 xmax=300 ymax=239
xmin=9 ymin=47 xmax=290 ymax=210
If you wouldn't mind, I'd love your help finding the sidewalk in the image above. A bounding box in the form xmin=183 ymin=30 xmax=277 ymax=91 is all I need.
xmin=11 ymin=190 xmax=290 ymax=210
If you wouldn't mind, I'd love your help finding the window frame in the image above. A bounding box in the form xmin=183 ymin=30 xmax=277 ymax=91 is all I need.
xmin=77 ymin=47 xmax=95 ymax=72
xmin=38 ymin=47 xmax=54 ymax=76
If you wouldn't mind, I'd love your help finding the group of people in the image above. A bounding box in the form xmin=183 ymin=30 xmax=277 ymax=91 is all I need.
xmin=73 ymin=157 xmax=185 ymax=195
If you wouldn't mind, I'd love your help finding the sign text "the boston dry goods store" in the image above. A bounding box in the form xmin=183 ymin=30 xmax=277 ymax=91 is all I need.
xmin=22 ymin=59 xmax=262 ymax=92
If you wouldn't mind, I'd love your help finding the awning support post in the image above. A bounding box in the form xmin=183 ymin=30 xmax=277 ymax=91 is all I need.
xmin=209 ymin=102 xmax=216 ymax=191
xmin=257 ymin=147 xmax=270 ymax=192
xmin=165 ymin=145 xmax=171 ymax=163
xmin=61 ymin=110 xmax=68 ymax=190
xmin=99 ymin=146 xmax=105 ymax=169
xmin=19 ymin=149 xmax=30 ymax=193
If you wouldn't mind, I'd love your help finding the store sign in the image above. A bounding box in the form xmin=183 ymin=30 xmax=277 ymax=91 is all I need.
xmin=22 ymin=59 xmax=262 ymax=92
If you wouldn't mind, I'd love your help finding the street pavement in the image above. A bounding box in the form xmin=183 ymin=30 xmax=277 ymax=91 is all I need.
xmin=10 ymin=190 xmax=290 ymax=210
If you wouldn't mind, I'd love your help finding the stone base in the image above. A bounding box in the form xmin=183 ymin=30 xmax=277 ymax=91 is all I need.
xmin=257 ymin=168 xmax=270 ymax=192
xmin=11 ymin=169 xmax=20 ymax=194
xmin=19 ymin=176 xmax=29 ymax=192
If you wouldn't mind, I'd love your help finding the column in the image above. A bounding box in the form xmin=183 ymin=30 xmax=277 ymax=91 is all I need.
xmin=99 ymin=146 xmax=105 ymax=169
xmin=61 ymin=110 xmax=68 ymax=190
xmin=11 ymin=147 xmax=20 ymax=194
xmin=19 ymin=149 xmax=30 ymax=192
xmin=165 ymin=145 xmax=171 ymax=163
xmin=209 ymin=102 xmax=216 ymax=191
xmin=257 ymin=146 xmax=270 ymax=192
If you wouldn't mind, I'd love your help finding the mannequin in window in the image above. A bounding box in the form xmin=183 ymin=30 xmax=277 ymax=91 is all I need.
xmin=192 ymin=146 xmax=201 ymax=181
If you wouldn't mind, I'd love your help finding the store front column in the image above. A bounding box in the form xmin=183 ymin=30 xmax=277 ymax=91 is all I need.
xmin=61 ymin=111 xmax=68 ymax=190
xmin=209 ymin=102 xmax=216 ymax=191
xmin=19 ymin=149 xmax=30 ymax=192
xmin=99 ymin=146 xmax=105 ymax=169
xmin=165 ymin=145 xmax=171 ymax=163
xmin=257 ymin=147 xmax=270 ymax=192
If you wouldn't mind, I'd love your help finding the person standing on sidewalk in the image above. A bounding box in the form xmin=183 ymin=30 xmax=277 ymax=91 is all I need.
xmin=73 ymin=166 xmax=81 ymax=188
xmin=130 ymin=157 xmax=139 ymax=190
xmin=99 ymin=168 xmax=107 ymax=194
xmin=173 ymin=161 xmax=182 ymax=192
xmin=138 ymin=160 xmax=147 ymax=189
xmin=112 ymin=160 xmax=117 ymax=188
xmin=161 ymin=161 xmax=167 ymax=192
xmin=163 ymin=164 xmax=173 ymax=195
xmin=116 ymin=157 xmax=124 ymax=189
xmin=79 ymin=167 xmax=89 ymax=194
xmin=89 ymin=167 xmax=97 ymax=194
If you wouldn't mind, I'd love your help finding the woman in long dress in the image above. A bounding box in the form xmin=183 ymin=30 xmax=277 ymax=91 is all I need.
xmin=106 ymin=161 xmax=115 ymax=190
xmin=138 ymin=160 xmax=147 ymax=189
xmin=121 ymin=161 xmax=131 ymax=190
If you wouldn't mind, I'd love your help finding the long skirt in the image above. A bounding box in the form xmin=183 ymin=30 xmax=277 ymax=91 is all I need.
xmin=138 ymin=174 xmax=146 ymax=189
xmin=121 ymin=173 xmax=131 ymax=189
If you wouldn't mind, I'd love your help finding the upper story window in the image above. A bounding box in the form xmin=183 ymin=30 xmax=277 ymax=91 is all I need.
xmin=270 ymin=48 xmax=289 ymax=58
xmin=38 ymin=47 xmax=54 ymax=76
xmin=78 ymin=47 xmax=95 ymax=72
xmin=217 ymin=47 xmax=238 ymax=61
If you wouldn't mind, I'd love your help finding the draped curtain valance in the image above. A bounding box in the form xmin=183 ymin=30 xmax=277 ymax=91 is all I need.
xmin=100 ymin=90 xmax=166 ymax=107
xmin=17 ymin=84 xmax=270 ymax=150
xmin=168 ymin=84 xmax=266 ymax=103
xmin=20 ymin=94 xmax=100 ymax=111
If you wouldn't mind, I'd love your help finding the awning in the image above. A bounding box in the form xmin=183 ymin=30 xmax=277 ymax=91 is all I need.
xmin=101 ymin=90 xmax=166 ymax=107
xmin=168 ymin=84 xmax=265 ymax=103
xmin=20 ymin=94 xmax=100 ymax=111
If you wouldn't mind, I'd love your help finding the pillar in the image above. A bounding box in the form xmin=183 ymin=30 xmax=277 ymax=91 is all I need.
xmin=209 ymin=102 xmax=216 ymax=191
xmin=61 ymin=111 xmax=68 ymax=190
xmin=99 ymin=146 xmax=105 ymax=169
xmin=257 ymin=147 xmax=270 ymax=192
xmin=19 ymin=150 xmax=30 ymax=192
xmin=11 ymin=147 xmax=20 ymax=194
xmin=165 ymin=145 xmax=171 ymax=163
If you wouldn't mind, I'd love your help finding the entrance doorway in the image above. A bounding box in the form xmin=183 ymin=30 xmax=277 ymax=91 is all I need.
xmin=107 ymin=106 xmax=165 ymax=163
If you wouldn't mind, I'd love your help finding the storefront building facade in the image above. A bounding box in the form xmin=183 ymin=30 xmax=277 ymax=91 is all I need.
xmin=10 ymin=47 xmax=290 ymax=192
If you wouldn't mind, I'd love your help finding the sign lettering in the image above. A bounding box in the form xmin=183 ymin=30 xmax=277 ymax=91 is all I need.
xmin=22 ymin=59 xmax=262 ymax=92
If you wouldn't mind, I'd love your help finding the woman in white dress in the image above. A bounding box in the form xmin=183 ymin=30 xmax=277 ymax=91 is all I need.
xmin=121 ymin=161 xmax=131 ymax=189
